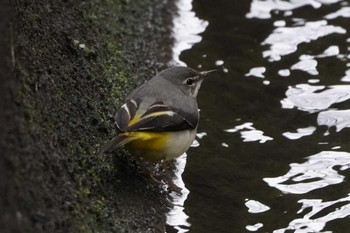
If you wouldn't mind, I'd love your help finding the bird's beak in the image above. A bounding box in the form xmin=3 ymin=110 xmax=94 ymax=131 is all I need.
xmin=199 ymin=69 xmax=219 ymax=80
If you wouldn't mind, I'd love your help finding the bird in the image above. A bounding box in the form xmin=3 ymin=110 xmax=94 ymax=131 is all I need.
xmin=103 ymin=66 xmax=216 ymax=165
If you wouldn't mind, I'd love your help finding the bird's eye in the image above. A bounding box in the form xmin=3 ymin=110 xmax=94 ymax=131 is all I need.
xmin=186 ymin=78 xmax=194 ymax=85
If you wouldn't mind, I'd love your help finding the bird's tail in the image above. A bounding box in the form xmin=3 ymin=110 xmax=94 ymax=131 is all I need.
xmin=102 ymin=135 xmax=134 ymax=153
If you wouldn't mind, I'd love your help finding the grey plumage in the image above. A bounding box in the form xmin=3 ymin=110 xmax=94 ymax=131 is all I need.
xmin=103 ymin=66 xmax=216 ymax=158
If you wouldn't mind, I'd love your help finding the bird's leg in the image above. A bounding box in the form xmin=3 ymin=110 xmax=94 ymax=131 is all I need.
xmin=161 ymin=160 xmax=181 ymax=193
xmin=148 ymin=169 xmax=163 ymax=184
xmin=135 ymin=158 xmax=181 ymax=191
xmin=161 ymin=160 xmax=169 ymax=172
xmin=135 ymin=157 xmax=163 ymax=184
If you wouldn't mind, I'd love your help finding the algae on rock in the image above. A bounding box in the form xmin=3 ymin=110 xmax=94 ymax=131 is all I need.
xmin=1 ymin=0 xmax=175 ymax=232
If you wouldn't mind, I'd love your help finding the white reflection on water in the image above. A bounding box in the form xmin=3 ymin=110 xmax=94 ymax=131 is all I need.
xmin=224 ymin=122 xmax=273 ymax=143
xmin=325 ymin=6 xmax=350 ymax=19
xmin=274 ymin=20 xmax=286 ymax=27
xmin=264 ymin=151 xmax=350 ymax=194
xmin=262 ymin=20 xmax=345 ymax=61
xmin=245 ymin=67 xmax=266 ymax=78
xmin=245 ymin=199 xmax=271 ymax=213
xmin=291 ymin=56 xmax=318 ymax=75
xmin=282 ymin=126 xmax=316 ymax=140
xmin=241 ymin=130 xmax=273 ymax=143
xmin=191 ymin=132 xmax=207 ymax=148
xmin=246 ymin=0 xmax=342 ymax=19
xmin=318 ymin=109 xmax=350 ymax=132
xmin=215 ymin=60 xmax=224 ymax=66
xmin=221 ymin=142 xmax=229 ymax=148
xmin=246 ymin=223 xmax=264 ymax=232
xmin=315 ymin=45 xmax=340 ymax=58
xmin=278 ymin=69 xmax=291 ymax=77
xmin=171 ymin=0 xmax=208 ymax=66
xmin=281 ymin=84 xmax=350 ymax=113
xmin=282 ymin=46 xmax=339 ymax=77
xmin=341 ymin=68 xmax=350 ymax=82
xmin=274 ymin=195 xmax=350 ymax=233
xmin=167 ymin=0 xmax=208 ymax=231
xmin=166 ymin=154 xmax=191 ymax=233
xmin=245 ymin=0 xmax=350 ymax=232
xmin=308 ymin=79 xmax=320 ymax=83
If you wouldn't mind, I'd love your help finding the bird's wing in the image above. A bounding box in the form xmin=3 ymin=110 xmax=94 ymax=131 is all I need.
xmin=114 ymin=98 xmax=198 ymax=132
xmin=114 ymin=98 xmax=141 ymax=131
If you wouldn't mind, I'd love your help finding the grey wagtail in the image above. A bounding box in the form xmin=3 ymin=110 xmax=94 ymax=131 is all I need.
xmin=103 ymin=66 xmax=216 ymax=163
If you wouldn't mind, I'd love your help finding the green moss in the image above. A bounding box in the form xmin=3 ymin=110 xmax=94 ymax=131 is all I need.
xmin=63 ymin=1 xmax=136 ymax=231
xmin=11 ymin=0 xmax=172 ymax=232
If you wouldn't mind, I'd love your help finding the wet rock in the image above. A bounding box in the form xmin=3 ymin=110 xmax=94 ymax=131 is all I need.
xmin=0 ymin=0 xmax=175 ymax=232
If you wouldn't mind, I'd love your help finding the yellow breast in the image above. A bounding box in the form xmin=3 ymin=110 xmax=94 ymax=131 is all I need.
xmin=121 ymin=129 xmax=196 ymax=162
xmin=122 ymin=131 xmax=169 ymax=151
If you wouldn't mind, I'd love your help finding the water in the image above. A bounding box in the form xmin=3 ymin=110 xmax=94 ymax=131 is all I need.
xmin=167 ymin=0 xmax=350 ymax=232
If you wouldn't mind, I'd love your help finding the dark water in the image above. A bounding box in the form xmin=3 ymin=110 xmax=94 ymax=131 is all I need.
xmin=168 ymin=0 xmax=350 ymax=232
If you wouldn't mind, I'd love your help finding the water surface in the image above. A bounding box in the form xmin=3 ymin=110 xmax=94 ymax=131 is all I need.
xmin=168 ymin=0 xmax=350 ymax=232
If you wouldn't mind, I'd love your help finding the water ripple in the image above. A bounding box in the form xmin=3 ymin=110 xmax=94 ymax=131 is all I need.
xmin=274 ymin=195 xmax=350 ymax=232
xmin=281 ymin=84 xmax=350 ymax=113
xmin=317 ymin=109 xmax=350 ymax=132
xmin=171 ymin=0 xmax=208 ymax=66
xmin=245 ymin=67 xmax=266 ymax=78
xmin=282 ymin=126 xmax=316 ymax=140
xmin=264 ymin=151 xmax=350 ymax=194
xmin=341 ymin=68 xmax=350 ymax=82
xmin=291 ymin=56 xmax=318 ymax=75
xmin=245 ymin=199 xmax=271 ymax=213
xmin=166 ymin=154 xmax=191 ymax=233
xmin=325 ymin=6 xmax=350 ymax=19
xmin=246 ymin=223 xmax=264 ymax=232
xmin=224 ymin=122 xmax=273 ymax=143
xmin=262 ymin=20 xmax=345 ymax=62
xmin=167 ymin=0 xmax=208 ymax=231
xmin=315 ymin=45 xmax=340 ymax=58
xmin=246 ymin=0 xmax=342 ymax=19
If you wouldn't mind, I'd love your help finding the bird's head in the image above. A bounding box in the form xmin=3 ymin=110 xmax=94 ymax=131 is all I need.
xmin=158 ymin=66 xmax=217 ymax=98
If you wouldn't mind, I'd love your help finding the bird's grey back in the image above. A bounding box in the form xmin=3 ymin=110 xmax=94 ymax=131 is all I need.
xmin=126 ymin=75 xmax=199 ymax=128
